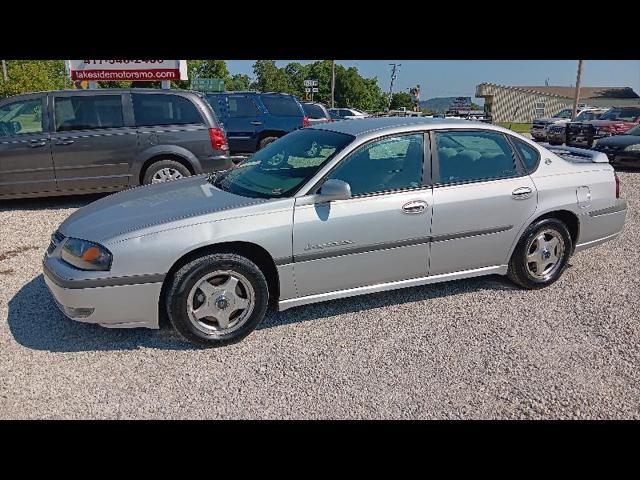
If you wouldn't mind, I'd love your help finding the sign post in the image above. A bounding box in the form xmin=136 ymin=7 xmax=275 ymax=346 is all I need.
xmin=304 ymin=79 xmax=318 ymax=101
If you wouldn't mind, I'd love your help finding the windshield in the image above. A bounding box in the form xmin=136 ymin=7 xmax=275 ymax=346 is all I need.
xmin=213 ymin=128 xmax=354 ymax=199
xmin=600 ymin=108 xmax=640 ymax=122
xmin=576 ymin=110 xmax=602 ymax=121
xmin=553 ymin=109 xmax=572 ymax=119
xmin=624 ymin=124 xmax=640 ymax=136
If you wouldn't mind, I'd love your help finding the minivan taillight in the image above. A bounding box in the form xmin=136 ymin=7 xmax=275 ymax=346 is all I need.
xmin=615 ymin=171 xmax=621 ymax=199
xmin=209 ymin=128 xmax=228 ymax=151
xmin=303 ymin=116 xmax=310 ymax=128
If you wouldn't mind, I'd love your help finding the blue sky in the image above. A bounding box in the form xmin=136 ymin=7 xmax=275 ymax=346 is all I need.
xmin=226 ymin=60 xmax=640 ymax=104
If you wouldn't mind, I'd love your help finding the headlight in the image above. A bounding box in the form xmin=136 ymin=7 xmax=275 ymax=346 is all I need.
xmin=624 ymin=144 xmax=640 ymax=152
xmin=61 ymin=238 xmax=112 ymax=271
xmin=592 ymin=139 xmax=599 ymax=147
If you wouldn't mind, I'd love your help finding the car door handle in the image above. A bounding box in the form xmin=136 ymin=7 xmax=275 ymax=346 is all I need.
xmin=55 ymin=139 xmax=75 ymax=146
xmin=402 ymin=200 xmax=428 ymax=214
xmin=250 ymin=121 xmax=263 ymax=125
xmin=512 ymin=187 xmax=533 ymax=199
xmin=28 ymin=139 xmax=47 ymax=148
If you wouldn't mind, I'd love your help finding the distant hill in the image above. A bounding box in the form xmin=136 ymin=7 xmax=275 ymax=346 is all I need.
xmin=420 ymin=97 xmax=457 ymax=113
xmin=420 ymin=97 xmax=483 ymax=113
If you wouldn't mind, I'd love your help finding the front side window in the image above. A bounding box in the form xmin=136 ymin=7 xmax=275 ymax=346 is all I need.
xmin=328 ymin=133 xmax=424 ymax=196
xmin=0 ymin=98 xmax=43 ymax=136
xmin=227 ymin=96 xmax=260 ymax=117
xmin=435 ymin=130 xmax=519 ymax=184
xmin=214 ymin=128 xmax=354 ymax=199
xmin=132 ymin=93 xmax=203 ymax=126
xmin=55 ymin=95 xmax=123 ymax=132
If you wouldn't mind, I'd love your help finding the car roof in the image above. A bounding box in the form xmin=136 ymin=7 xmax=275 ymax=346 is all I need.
xmin=4 ymin=88 xmax=199 ymax=97
xmin=310 ymin=116 xmax=501 ymax=136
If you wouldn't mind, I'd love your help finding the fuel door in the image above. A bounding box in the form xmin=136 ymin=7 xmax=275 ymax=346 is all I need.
xmin=576 ymin=186 xmax=591 ymax=208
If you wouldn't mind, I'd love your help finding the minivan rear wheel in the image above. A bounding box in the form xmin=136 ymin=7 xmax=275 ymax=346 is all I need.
xmin=143 ymin=159 xmax=191 ymax=185
xmin=259 ymin=136 xmax=279 ymax=150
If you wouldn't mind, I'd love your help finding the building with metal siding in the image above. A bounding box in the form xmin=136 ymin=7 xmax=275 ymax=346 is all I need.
xmin=476 ymin=83 xmax=640 ymax=123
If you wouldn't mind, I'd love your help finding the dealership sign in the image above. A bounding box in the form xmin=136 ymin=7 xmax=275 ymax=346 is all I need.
xmin=67 ymin=60 xmax=188 ymax=81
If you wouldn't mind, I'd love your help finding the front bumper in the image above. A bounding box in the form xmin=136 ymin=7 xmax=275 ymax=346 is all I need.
xmin=43 ymin=257 xmax=162 ymax=329
xmin=530 ymin=127 xmax=548 ymax=141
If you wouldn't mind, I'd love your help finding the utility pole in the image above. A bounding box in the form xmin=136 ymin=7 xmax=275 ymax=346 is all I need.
xmin=571 ymin=60 xmax=584 ymax=121
xmin=1 ymin=60 xmax=7 ymax=82
xmin=331 ymin=60 xmax=335 ymax=108
xmin=388 ymin=63 xmax=400 ymax=109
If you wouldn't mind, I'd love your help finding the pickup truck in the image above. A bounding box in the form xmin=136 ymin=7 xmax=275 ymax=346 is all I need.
xmin=546 ymin=108 xmax=608 ymax=145
xmin=566 ymin=106 xmax=640 ymax=148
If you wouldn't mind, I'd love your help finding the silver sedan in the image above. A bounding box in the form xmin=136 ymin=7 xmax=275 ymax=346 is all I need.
xmin=43 ymin=118 xmax=627 ymax=346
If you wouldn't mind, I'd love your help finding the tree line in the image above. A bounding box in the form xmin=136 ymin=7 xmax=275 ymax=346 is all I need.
xmin=0 ymin=60 xmax=424 ymax=112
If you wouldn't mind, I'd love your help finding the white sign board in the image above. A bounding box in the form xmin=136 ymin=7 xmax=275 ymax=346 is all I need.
xmin=304 ymin=79 xmax=318 ymax=87
xmin=67 ymin=60 xmax=188 ymax=81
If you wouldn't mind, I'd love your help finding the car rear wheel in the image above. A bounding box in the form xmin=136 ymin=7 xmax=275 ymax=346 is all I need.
xmin=165 ymin=253 xmax=269 ymax=347
xmin=507 ymin=218 xmax=572 ymax=289
xmin=143 ymin=159 xmax=191 ymax=185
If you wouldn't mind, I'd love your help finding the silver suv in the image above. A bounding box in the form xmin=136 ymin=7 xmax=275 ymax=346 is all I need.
xmin=0 ymin=88 xmax=231 ymax=199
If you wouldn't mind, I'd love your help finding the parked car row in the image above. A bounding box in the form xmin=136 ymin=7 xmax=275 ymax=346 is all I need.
xmin=531 ymin=105 xmax=640 ymax=150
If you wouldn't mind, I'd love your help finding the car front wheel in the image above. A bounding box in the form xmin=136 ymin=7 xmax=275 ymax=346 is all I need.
xmin=165 ymin=253 xmax=269 ymax=347
xmin=507 ymin=218 xmax=572 ymax=289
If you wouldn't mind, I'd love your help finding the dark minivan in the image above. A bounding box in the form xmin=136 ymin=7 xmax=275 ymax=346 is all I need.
xmin=205 ymin=92 xmax=308 ymax=155
xmin=0 ymin=88 xmax=231 ymax=199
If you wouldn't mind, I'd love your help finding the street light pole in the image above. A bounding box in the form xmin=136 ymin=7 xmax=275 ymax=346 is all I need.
xmin=331 ymin=60 xmax=335 ymax=108
xmin=571 ymin=60 xmax=584 ymax=121
xmin=2 ymin=60 xmax=8 ymax=82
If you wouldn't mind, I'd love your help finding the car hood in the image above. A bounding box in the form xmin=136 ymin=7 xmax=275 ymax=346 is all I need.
xmin=58 ymin=175 xmax=269 ymax=244
xmin=596 ymin=134 xmax=640 ymax=149
xmin=533 ymin=118 xmax=562 ymax=125
xmin=581 ymin=120 xmax=633 ymax=127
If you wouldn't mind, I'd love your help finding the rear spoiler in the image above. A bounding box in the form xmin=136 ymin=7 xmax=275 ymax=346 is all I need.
xmin=540 ymin=143 xmax=609 ymax=163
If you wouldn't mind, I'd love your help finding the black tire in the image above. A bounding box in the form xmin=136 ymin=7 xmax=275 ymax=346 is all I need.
xmin=142 ymin=159 xmax=191 ymax=185
xmin=165 ymin=253 xmax=269 ymax=347
xmin=507 ymin=218 xmax=573 ymax=290
xmin=258 ymin=136 xmax=279 ymax=150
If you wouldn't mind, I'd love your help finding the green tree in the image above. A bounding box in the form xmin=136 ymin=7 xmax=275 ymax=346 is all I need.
xmin=0 ymin=60 xmax=68 ymax=97
xmin=390 ymin=92 xmax=414 ymax=110
xmin=226 ymin=74 xmax=252 ymax=91
xmin=252 ymin=60 xmax=291 ymax=93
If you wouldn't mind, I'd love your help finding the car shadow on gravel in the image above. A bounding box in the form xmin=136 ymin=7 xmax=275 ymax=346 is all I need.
xmin=7 ymin=275 xmax=199 ymax=352
xmin=257 ymin=274 xmax=520 ymax=331
xmin=8 ymin=272 xmax=520 ymax=352
xmin=0 ymin=193 xmax=108 ymax=212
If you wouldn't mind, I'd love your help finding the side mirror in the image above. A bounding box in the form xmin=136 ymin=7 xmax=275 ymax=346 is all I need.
xmin=317 ymin=179 xmax=351 ymax=202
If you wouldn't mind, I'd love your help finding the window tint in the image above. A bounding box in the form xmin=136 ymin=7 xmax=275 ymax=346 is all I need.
xmin=227 ymin=96 xmax=259 ymax=117
xmin=435 ymin=130 xmax=518 ymax=184
xmin=0 ymin=98 xmax=43 ymax=136
xmin=328 ymin=134 xmax=423 ymax=196
xmin=302 ymin=103 xmax=326 ymax=119
xmin=554 ymin=109 xmax=572 ymax=119
xmin=261 ymin=95 xmax=302 ymax=117
xmin=512 ymin=138 xmax=540 ymax=172
xmin=132 ymin=93 xmax=203 ymax=126
xmin=55 ymin=95 xmax=123 ymax=132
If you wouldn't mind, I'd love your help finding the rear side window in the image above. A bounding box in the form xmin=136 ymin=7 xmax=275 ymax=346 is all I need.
xmin=205 ymin=95 xmax=225 ymax=119
xmin=261 ymin=95 xmax=302 ymax=117
xmin=302 ymin=103 xmax=327 ymax=119
xmin=54 ymin=95 xmax=124 ymax=132
xmin=227 ymin=96 xmax=260 ymax=117
xmin=132 ymin=93 xmax=203 ymax=126
xmin=435 ymin=130 xmax=519 ymax=184
xmin=512 ymin=138 xmax=540 ymax=172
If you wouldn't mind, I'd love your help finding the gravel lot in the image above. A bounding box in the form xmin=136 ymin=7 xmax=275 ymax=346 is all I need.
xmin=1 ymin=172 xmax=639 ymax=419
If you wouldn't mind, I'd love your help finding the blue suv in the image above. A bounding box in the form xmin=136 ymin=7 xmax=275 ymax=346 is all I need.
xmin=205 ymin=92 xmax=309 ymax=155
